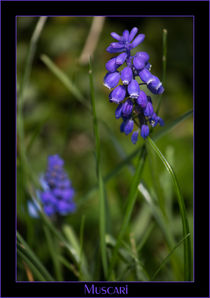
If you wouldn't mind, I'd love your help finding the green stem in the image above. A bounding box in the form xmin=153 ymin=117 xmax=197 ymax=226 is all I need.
xmin=89 ymin=58 xmax=108 ymax=279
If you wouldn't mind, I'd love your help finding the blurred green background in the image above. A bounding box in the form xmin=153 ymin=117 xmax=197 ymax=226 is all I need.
xmin=17 ymin=16 xmax=193 ymax=281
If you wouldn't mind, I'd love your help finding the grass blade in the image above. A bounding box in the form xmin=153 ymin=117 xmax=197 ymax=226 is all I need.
xmin=147 ymin=137 xmax=191 ymax=280
xmin=151 ymin=233 xmax=190 ymax=280
xmin=40 ymin=54 xmax=89 ymax=108
xmin=17 ymin=232 xmax=54 ymax=281
xmin=138 ymin=182 xmax=183 ymax=280
xmin=43 ymin=225 xmax=63 ymax=281
xmin=18 ymin=17 xmax=48 ymax=107
xmin=77 ymin=110 xmax=193 ymax=208
xmin=17 ymin=248 xmax=47 ymax=281
xmin=89 ymin=58 xmax=108 ymax=279
xmin=153 ymin=109 xmax=193 ymax=141
xmin=108 ymin=145 xmax=146 ymax=279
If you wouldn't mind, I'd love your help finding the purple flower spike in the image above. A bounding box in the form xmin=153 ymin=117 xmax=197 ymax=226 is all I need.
xmin=147 ymin=76 xmax=164 ymax=94
xmin=109 ymin=85 xmax=126 ymax=103
xmin=122 ymin=99 xmax=133 ymax=117
xmin=121 ymin=66 xmax=133 ymax=85
xmin=39 ymin=154 xmax=76 ymax=217
xmin=136 ymin=90 xmax=148 ymax=108
xmin=115 ymin=103 xmax=123 ymax=119
xmin=105 ymin=58 xmax=118 ymax=72
xmin=124 ymin=119 xmax=134 ymax=135
xmin=115 ymin=52 xmax=127 ymax=65
xmin=128 ymin=27 xmax=138 ymax=42
xmin=104 ymin=27 xmax=165 ymax=145
xmin=129 ymin=34 xmax=145 ymax=49
xmin=104 ymin=72 xmax=120 ymax=89
xmin=141 ymin=124 xmax=149 ymax=139
xmin=144 ymin=101 xmax=154 ymax=117
xmin=131 ymin=130 xmax=139 ymax=144
xmin=128 ymin=79 xmax=140 ymax=98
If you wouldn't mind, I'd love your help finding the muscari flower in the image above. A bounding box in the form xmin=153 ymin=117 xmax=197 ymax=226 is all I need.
xmin=39 ymin=154 xmax=76 ymax=217
xmin=104 ymin=27 xmax=165 ymax=144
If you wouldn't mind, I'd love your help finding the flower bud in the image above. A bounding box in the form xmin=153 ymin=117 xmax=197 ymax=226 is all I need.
xmin=128 ymin=79 xmax=140 ymax=98
xmin=136 ymin=90 xmax=148 ymax=108
xmin=124 ymin=119 xmax=134 ymax=135
xmin=115 ymin=103 xmax=123 ymax=119
xmin=140 ymin=124 xmax=149 ymax=139
xmin=144 ymin=101 xmax=154 ymax=117
xmin=131 ymin=130 xmax=139 ymax=144
xmin=105 ymin=58 xmax=118 ymax=72
xmin=133 ymin=52 xmax=150 ymax=70
xmin=104 ymin=72 xmax=120 ymax=89
xmin=147 ymin=75 xmax=164 ymax=94
xmin=109 ymin=85 xmax=126 ymax=103
xmin=115 ymin=52 xmax=127 ymax=65
xmin=122 ymin=99 xmax=133 ymax=117
xmin=129 ymin=34 xmax=145 ymax=49
xmin=121 ymin=66 xmax=133 ymax=85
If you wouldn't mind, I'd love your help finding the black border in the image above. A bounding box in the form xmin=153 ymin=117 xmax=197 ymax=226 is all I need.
xmin=1 ymin=1 xmax=209 ymax=297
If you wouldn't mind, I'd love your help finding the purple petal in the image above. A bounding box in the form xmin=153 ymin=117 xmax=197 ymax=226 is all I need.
xmin=139 ymin=68 xmax=154 ymax=84
xmin=122 ymin=29 xmax=129 ymax=42
xmin=140 ymin=124 xmax=149 ymax=139
xmin=124 ymin=119 xmax=134 ymax=135
xmin=136 ymin=90 xmax=148 ymax=108
xmin=128 ymin=79 xmax=140 ymax=98
xmin=115 ymin=103 xmax=123 ymax=119
xmin=144 ymin=102 xmax=154 ymax=117
xmin=115 ymin=52 xmax=127 ymax=65
xmin=128 ymin=27 xmax=138 ymax=42
xmin=106 ymin=45 xmax=125 ymax=53
xmin=121 ymin=66 xmax=133 ymax=85
xmin=105 ymin=58 xmax=118 ymax=72
xmin=122 ymin=99 xmax=133 ymax=117
xmin=104 ymin=72 xmax=120 ymax=89
xmin=110 ymin=32 xmax=122 ymax=41
xmin=129 ymin=34 xmax=145 ymax=49
xmin=131 ymin=130 xmax=139 ymax=144
xmin=110 ymin=85 xmax=126 ymax=103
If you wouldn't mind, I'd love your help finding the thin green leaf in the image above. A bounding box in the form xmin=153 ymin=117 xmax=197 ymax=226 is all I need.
xmin=40 ymin=54 xmax=89 ymax=108
xmin=43 ymin=225 xmax=63 ymax=281
xmin=77 ymin=110 xmax=192 ymax=208
xmin=17 ymin=232 xmax=54 ymax=281
xmin=89 ymin=58 xmax=108 ymax=278
xmin=153 ymin=109 xmax=193 ymax=141
xmin=138 ymin=182 xmax=182 ymax=280
xmin=151 ymin=233 xmax=190 ymax=280
xmin=17 ymin=248 xmax=47 ymax=281
xmin=108 ymin=145 xmax=147 ymax=279
xmin=147 ymin=137 xmax=191 ymax=280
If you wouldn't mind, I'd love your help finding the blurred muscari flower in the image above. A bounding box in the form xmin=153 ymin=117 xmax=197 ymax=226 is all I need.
xmin=39 ymin=154 xmax=76 ymax=217
xmin=104 ymin=27 xmax=164 ymax=144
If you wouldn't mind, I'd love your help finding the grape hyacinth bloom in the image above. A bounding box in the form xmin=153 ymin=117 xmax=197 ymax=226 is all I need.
xmin=104 ymin=27 xmax=164 ymax=144
xmin=39 ymin=154 xmax=76 ymax=217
